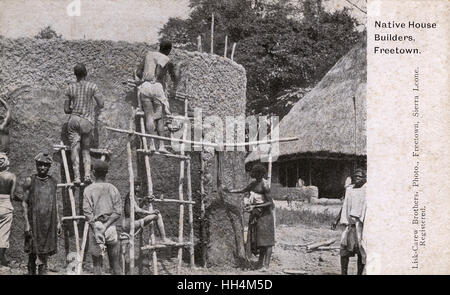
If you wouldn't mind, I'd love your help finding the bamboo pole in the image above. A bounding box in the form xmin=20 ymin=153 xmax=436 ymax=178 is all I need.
xmin=224 ymin=35 xmax=228 ymax=58
xmin=127 ymin=110 xmax=136 ymax=275
xmin=61 ymin=216 xmax=85 ymax=221
xmin=77 ymin=221 xmax=89 ymax=274
xmin=142 ymin=242 xmax=192 ymax=250
xmin=197 ymin=35 xmax=202 ymax=52
xmin=199 ymin=152 xmax=207 ymax=267
xmin=352 ymin=96 xmax=357 ymax=172
xmin=106 ymin=126 xmax=298 ymax=148
xmin=136 ymin=149 xmax=190 ymax=160
xmin=267 ymin=119 xmax=273 ymax=188
xmin=152 ymin=198 xmax=195 ymax=205
xmin=136 ymin=88 xmax=158 ymax=275
xmin=57 ymin=183 xmax=86 ymax=188
xmin=268 ymin=118 xmax=275 ymax=227
xmin=187 ymin=158 xmax=194 ymax=267
xmin=60 ymin=141 xmax=81 ymax=261
xmin=177 ymin=98 xmax=189 ymax=274
xmin=210 ymin=13 xmax=214 ymax=54
xmin=231 ymin=43 xmax=236 ymax=61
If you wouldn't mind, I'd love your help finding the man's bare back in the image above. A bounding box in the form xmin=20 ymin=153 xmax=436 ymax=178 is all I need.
xmin=140 ymin=51 xmax=171 ymax=88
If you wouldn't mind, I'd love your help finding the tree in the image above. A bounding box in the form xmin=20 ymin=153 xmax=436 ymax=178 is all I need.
xmin=35 ymin=26 xmax=62 ymax=40
xmin=160 ymin=0 xmax=362 ymax=117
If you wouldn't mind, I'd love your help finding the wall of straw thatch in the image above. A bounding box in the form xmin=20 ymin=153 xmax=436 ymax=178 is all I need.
xmin=0 ymin=37 xmax=247 ymax=267
xmin=247 ymin=41 xmax=366 ymax=164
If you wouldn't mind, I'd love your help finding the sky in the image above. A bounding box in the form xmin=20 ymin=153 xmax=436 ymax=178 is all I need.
xmin=0 ymin=0 xmax=366 ymax=43
xmin=0 ymin=0 xmax=190 ymax=42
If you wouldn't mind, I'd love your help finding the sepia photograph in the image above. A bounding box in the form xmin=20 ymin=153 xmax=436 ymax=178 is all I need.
xmin=1 ymin=0 xmax=443 ymax=278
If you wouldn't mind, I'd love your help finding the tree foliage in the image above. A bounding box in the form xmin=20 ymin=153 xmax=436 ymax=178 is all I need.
xmin=35 ymin=26 xmax=62 ymax=40
xmin=160 ymin=0 xmax=363 ymax=116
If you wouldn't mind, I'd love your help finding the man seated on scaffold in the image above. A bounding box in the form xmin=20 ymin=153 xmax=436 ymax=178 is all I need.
xmin=133 ymin=41 xmax=179 ymax=153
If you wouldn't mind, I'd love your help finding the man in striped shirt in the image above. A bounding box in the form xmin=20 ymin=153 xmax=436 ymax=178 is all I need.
xmin=64 ymin=63 xmax=104 ymax=185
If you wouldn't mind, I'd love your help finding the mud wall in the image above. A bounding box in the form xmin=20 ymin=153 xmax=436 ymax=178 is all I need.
xmin=0 ymin=37 xmax=247 ymax=267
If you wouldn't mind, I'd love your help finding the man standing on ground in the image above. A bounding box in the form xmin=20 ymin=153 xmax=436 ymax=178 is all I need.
xmin=0 ymin=153 xmax=16 ymax=267
xmin=83 ymin=160 xmax=122 ymax=275
xmin=64 ymin=63 xmax=104 ymax=186
xmin=338 ymin=168 xmax=367 ymax=275
xmin=22 ymin=153 xmax=61 ymax=275
xmin=135 ymin=41 xmax=178 ymax=153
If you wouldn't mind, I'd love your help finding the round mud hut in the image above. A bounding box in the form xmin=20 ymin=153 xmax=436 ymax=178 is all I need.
xmin=0 ymin=37 xmax=247 ymax=271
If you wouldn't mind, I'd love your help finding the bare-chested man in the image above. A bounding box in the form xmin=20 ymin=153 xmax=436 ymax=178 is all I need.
xmin=0 ymin=98 xmax=11 ymax=155
xmin=135 ymin=41 xmax=178 ymax=153
xmin=0 ymin=153 xmax=16 ymax=267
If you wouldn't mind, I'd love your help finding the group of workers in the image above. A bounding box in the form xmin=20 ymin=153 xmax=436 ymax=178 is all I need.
xmin=0 ymin=41 xmax=178 ymax=275
xmin=0 ymin=38 xmax=367 ymax=275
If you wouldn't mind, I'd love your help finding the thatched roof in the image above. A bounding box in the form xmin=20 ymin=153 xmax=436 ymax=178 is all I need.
xmin=247 ymin=41 xmax=366 ymax=163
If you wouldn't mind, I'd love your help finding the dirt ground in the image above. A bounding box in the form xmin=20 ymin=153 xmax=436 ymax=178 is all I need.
xmin=183 ymin=223 xmax=357 ymax=276
xmin=0 ymin=202 xmax=357 ymax=275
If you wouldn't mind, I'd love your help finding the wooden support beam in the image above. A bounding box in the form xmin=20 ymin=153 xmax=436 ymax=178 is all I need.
xmin=136 ymin=88 xmax=158 ymax=275
xmin=306 ymin=239 xmax=336 ymax=251
xmin=166 ymin=115 xmax=194 ymax=122
xmin=136 ymin=149 xmax=190 ymax=160
xmin=224 ymin=35 xmax=228 ymax=58
xmin=141 ymin=242 xmax=192 ymax=251
xmin=106 ymin=126 xmax=298 ymax=148
xmin=152 ymin=198 xmax=195 ymax=205
xmin=59 ymin=141 xmax=81 ymax=258
xmin=210 ymin=13 xmax=214 ymax=54
xmin=197 ymin=35 xmax=202 ymax=52
xmin=89 ymin=148 xmax=112 ymax=155
xmin=61 ymin=215 xmax=86 ymax=221
xmin=77 ymin=221 xmax=89 ymax=275
xmin=187 ymin=158 xmax=194 ymax=267
xmin=177 ymin=97 xmax=189 ymax=274
xmin=127 ymin=110 xmax=136 ymax=275
xmin=54 ymin=145 xmax=111 ymax=155
xmin=231 ymin=43 xmax=236 ymax=61
xmin=199 ymin=152 xmax=207 ymax=267
xmin=57 ymin=183 xmax=86 ymax=188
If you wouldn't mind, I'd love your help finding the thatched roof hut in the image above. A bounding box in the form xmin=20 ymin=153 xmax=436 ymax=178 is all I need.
xmin=246 ymin=41 xmax=366 ymax=198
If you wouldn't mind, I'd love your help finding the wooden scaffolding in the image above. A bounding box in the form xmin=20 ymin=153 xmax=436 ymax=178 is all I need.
xmin=110 ymin=90 xmax=195 ymax=275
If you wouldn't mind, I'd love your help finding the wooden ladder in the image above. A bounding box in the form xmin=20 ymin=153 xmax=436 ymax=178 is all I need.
xmin=54 ymin=143 xmax=111 ymax=274
xmin=128 ymin=90 xmax=195 ymax=275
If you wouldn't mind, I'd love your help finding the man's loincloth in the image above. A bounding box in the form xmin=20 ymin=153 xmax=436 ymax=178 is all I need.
xmin=0 ymin=194 xmax=13 ymax=248
xmin=138 ymin=81 xmax=170 ymax=121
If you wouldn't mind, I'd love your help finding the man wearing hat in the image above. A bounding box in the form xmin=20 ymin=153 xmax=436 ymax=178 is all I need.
xmin=22 ymin=152 xmax=61 ymax=275
xmin=83 ymin=159 xmax=122 ymax=275
xmin=0 ymin=153 xmax=16 ymax=267
xmin=338 ymin=168 xmax=367 ymax=275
